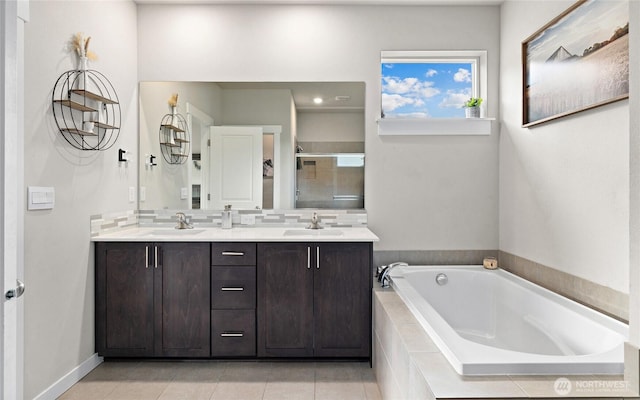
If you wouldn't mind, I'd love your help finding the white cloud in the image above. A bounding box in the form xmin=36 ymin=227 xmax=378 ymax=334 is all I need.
xmin=382 ymin=77 xmax=420 ymax=94
xmin=453 ymin=68 xmax=472 ymax=83
xmin=419 ymin=85 xmax=440 ymax=99
xmin=382 ymin=93 xmax=416 ymax=112
xmin=439 ymin=89 xmax=472 ymax=109
xmin=425 ymin=69 xmax=438 ymax=78
xmin=382 ymin=76 xmax=440 ymax=99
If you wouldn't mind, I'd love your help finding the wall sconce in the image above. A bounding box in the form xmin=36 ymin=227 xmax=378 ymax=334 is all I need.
xmin=146 ymin=154 xmax=157 ymax=167
xmin=118 ymin=148 xmax=130 ymax=163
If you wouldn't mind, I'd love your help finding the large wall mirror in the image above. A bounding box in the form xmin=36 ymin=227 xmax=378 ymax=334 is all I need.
xmin=139 ymin=81 xmax=365 ymax=210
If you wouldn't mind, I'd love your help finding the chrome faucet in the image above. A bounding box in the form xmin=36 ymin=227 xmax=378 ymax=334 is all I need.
xmin=307 ymin=212 xmax=322 ymax=230
xmin=377 ymin=262 xmax=409 ymax=288
xmin=175 ymin=212 xmax=193 ymax=229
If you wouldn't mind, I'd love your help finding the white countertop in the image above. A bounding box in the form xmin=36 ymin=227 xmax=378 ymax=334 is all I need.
xmin=91 ymin=226 xmax=379 ymax=242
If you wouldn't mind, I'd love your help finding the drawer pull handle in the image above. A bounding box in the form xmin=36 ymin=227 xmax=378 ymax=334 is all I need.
xmin=221 ymin=287 xmax=244 ymax=291
xmin=220 ymin=332 xmax=244 ymax=337
xmin=221 ymin=251 xmax=245 ymax=256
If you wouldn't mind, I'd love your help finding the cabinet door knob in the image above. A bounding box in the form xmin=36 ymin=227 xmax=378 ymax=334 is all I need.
xmin=145 ymin=245 xmax=149 ymax=269
xmin=307 ymin=247 xmax=311 ymax=269
xmin=316 ymin=247 xmax=320 ymax=269
xmin=221 ymin=287 xmax=244 ymax=291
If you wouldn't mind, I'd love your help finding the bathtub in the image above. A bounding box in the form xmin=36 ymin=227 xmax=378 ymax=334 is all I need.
xmin=387 ymin=265 xmax=628 ymax=375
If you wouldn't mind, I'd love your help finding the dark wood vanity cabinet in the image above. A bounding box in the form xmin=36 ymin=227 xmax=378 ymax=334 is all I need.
xmin=96 ymin=239 xmax=372 ymax=360
xmin=95 ymin=242 xmax=210 ymax=358
xmin=257 ymin=242 xmax=372 ymax=358
xmin=210 ymin=242 xmax=257 ymax=357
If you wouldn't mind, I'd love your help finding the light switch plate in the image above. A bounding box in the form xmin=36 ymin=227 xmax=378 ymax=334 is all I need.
xmin=180 ymin=187 xmax=188 ymax=199
xmin=27 ymin=186 xmax=55 ymax=210
xmin=128 ymin=187 xmax=136 ymax=202
xmin=139 ymin=186 xmax=146 ymax=202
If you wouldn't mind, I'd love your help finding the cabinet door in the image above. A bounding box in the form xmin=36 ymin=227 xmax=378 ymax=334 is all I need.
xmin=257 ymin=243 xmax=313 ymax=357
xmin=314 ymin=242 xmax=371 ymax=358
xmin=96 ymin=242 xmax=154 ymax=357
xmin=156 ymin=242 xmax=210 ymax=357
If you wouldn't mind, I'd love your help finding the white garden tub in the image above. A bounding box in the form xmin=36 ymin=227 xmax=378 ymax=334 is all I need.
xmin=387 ymin=265 xmax=628 ymax=375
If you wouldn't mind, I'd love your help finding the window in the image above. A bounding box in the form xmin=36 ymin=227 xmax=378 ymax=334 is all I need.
xmin=380 ymin=50 xmax=487 ymax=119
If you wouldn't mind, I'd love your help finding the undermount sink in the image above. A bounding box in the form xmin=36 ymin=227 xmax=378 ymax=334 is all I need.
xmin=282 ymin=229 xmax=343 ymax=237
xmin=147 ymin=229 xmax=206 ymax=236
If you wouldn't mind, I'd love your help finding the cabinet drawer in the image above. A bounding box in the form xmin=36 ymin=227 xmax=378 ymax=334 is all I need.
xmin=211 ymin=310 xmax=256 ymax=357
xmin=211 ymin=243 xmax=256 ymax=266
xmin=211 ymin=266 xmax=256 ymax=309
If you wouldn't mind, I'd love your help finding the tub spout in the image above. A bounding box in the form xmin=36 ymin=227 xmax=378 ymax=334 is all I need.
xmin=378 ymin=261 xmax=408 ymax=288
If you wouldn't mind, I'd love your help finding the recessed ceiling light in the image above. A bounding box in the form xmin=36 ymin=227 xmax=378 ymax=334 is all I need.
xmin=313 ymin=97 xmax=323 ymax=104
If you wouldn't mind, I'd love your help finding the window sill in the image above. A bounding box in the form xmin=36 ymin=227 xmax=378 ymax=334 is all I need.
xmin=377 ymin=117 xmax=495 ymax=136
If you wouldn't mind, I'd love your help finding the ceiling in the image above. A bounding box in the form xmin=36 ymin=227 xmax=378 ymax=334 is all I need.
xmin=217 ymin=81 xmax=366 ymax=112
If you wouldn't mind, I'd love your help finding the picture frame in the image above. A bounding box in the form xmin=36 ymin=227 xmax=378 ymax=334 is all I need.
xmin=522 ymin=0 xmax=629 ymax=127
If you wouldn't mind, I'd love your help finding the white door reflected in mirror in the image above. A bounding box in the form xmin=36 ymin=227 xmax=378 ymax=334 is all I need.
xmin=210 ymin=126 xmax=263 ymax=210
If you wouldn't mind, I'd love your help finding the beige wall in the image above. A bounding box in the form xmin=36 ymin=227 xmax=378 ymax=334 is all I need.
xmin=137 ymin=4 xmax=501 ymax=252
xmin=499 ymin=1 xmax=629 ymax=295
xmin=23 ymin=1 xmax=138 ymax=398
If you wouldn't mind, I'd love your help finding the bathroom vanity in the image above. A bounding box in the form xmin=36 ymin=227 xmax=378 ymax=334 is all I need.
xmin=92 ymin=227 xmax=378 ymax=360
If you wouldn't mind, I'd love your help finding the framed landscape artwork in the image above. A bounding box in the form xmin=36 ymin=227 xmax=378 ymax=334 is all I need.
xmin=522 ymin=0 xmax=629 ymax=127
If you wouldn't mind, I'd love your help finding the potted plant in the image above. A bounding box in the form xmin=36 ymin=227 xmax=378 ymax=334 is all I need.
xmin=463 ymin=97 xmax=483 ymax=118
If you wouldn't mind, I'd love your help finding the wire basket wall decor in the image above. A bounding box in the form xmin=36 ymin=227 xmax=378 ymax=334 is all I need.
xmin=159 ymin=109 xmax=190 ymax=164
xmin=52 ymin=68 xmax=121 ymax=151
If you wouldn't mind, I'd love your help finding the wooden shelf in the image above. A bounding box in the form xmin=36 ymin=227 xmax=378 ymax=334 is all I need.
xmin=92 ymin=121 xmax=118 ymax=130
xmin=70 ymin=89 xmax=118 ymax=104
xmin=60 ymin=128 xmax=98 ymax=136
xmin=160 ymin=124 xmax=185 ymax=133
xmin=54 ymin=99 xmax=96 ymax=112
xmin=174 ymin=138 xmax=189 ymax=143
xmin=160 ymin=142 xmax=181 ymax=148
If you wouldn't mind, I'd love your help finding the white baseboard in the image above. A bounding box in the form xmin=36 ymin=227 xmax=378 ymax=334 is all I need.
xmin=33 ymin=353 xmax=103 ymax=400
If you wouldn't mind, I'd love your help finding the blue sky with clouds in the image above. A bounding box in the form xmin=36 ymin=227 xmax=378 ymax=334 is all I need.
xmin=381 ymin=62 xmax=473 ymax=118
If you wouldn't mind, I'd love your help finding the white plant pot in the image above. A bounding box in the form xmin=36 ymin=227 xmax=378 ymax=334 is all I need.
xmin=465 ymin=106 xmax=480 ymax=118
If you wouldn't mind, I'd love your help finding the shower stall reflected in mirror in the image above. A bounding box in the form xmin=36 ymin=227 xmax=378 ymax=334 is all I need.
xmin=295 ymin=153 xmax=364 ymax=209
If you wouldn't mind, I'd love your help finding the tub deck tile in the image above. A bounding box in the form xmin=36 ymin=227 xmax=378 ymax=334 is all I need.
xmin=412 ymin=352 xmax=528 ymax=399
xmin=511 ymin=374 xmax=639 ymax=399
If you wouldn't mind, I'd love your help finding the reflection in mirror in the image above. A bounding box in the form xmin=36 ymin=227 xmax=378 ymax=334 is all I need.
xmin=139 ymin=82 xmax=365 ymax=210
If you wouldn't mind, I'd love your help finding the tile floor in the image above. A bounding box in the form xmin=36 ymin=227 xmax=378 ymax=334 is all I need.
xmin=58 ymin=360 xmax=382 ymax=400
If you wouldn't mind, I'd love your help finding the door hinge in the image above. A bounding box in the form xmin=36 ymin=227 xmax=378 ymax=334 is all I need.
xmin=207 ymin=139 xmax=211 ymax=147
xmin=207 ymin=193 xmax=211 ymax=200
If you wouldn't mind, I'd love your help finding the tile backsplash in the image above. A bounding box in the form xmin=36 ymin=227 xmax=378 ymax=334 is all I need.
xmin=90 ymin=209 xmax=368 ymax=236
xmin=90 ymin=209 xmax=139 ymax=237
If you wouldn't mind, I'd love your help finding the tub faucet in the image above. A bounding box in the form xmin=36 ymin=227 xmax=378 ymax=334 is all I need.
xmin=377 ymin=261 xmax=409 ymax=288
xmin=307 ymin=212 xmax=322 ymax=230
xmin=175 ymin=212 xmax=193 ymax=229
